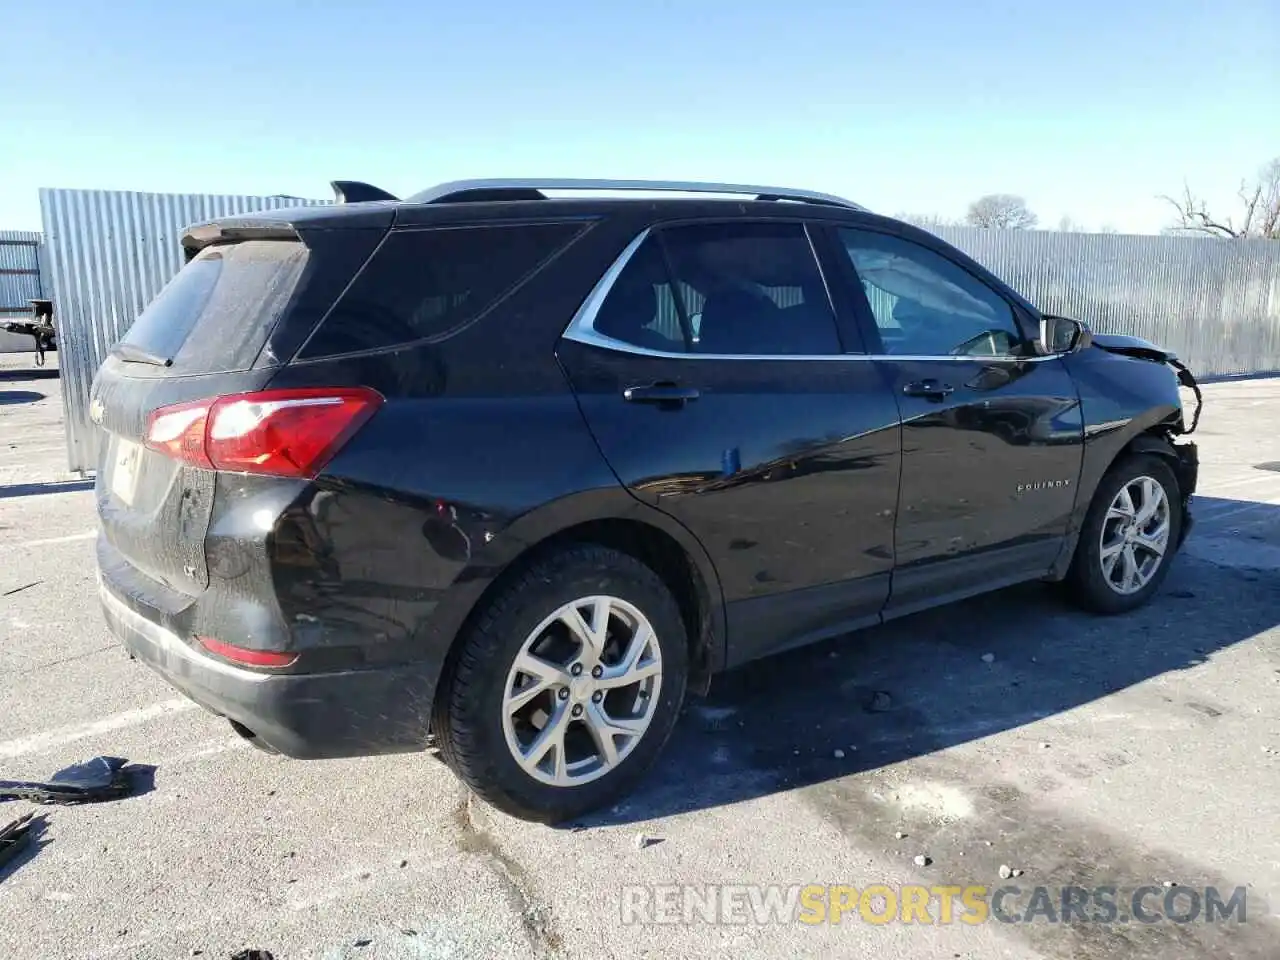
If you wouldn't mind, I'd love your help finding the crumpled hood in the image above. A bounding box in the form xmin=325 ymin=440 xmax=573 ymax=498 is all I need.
xmin=1090 ymin=333 xmax=1178 ymax=364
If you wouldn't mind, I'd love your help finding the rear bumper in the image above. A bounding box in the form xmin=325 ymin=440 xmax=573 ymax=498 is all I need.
xmin=100 ymin=579 xmax=433 ymax=759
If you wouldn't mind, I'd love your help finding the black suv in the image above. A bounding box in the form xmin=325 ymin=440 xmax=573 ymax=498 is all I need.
xmin=93 ymin=178 xmax=1199 ymax=822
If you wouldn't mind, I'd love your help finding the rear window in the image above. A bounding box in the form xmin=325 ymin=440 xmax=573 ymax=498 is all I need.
xmin=117 ymin=240 xmax=308 ymax=374
xmin=298 ymin=222 xmax=584 ymax=358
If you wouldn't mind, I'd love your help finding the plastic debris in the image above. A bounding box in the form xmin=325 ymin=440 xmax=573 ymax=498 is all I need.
xmin=0 ymin=756 xmax=138 ymax=805
xmin=0 ymin=813 xmax=38 ymax=872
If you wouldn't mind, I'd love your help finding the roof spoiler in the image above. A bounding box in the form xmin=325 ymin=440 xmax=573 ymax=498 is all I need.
xmin=330 ymin=180 xmax=399 ymax=204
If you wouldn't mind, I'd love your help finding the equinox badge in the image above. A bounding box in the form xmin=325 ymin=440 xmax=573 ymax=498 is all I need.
xmin=1016 ymin=479 xmax=1072 ymax=493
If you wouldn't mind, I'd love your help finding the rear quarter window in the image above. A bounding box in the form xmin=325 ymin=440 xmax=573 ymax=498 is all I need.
xmin=298 ymin=222 xmax=586 ymax=358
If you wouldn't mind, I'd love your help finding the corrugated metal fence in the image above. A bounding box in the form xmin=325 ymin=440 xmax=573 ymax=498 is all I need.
xmin=929 ymin=227 xmax=1280 ymax=379
xmin=40 ymin=189 xmax=328 ymax=472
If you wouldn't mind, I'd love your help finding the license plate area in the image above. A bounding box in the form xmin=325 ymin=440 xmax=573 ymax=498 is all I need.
xmin=110 ymin=438 xmax=142 ymax=506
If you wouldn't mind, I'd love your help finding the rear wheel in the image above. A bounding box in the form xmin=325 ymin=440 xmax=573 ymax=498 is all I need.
xmin=432 ymin=545 xmax=688 ymax=823
xmin=1066 ymin=454 xmax=1182 ymax=614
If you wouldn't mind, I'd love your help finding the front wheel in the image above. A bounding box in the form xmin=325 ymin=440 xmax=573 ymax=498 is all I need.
xmin=1066 ymin=454 xmax=1182 ymax=614
xmin=432 ymin=545 xmax=688 ymax=823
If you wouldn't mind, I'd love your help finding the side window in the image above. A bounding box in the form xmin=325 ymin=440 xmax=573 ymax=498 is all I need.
xmin=592 ymin=237 xmax=688 ymax=352
xmin=662 ymin=222 xmax=840 ymax=356
xmin=836 ymin=229 xmax=1022 ymax=357
xmin=300 ymin=222 xmax=584 ymax=357
xmin=589 ymin=221 xmax=841 ymax=356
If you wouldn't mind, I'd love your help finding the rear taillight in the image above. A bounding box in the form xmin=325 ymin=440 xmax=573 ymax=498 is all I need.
xmin=144 ymin=387 xmax=382 ymax=478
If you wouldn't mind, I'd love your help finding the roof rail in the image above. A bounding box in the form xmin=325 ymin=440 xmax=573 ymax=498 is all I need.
xmin=405 ymin=178 xmax=865 ymax=210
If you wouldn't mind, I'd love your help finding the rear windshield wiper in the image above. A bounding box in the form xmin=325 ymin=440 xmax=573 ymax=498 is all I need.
xmin=109 ymin=342 xmax=173 ymax=367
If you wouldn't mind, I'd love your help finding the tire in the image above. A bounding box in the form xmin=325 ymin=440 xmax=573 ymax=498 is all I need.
xmin=431 ymin=544 xmax=688 ymax=823
xmin=1066 ymin=454 xmax=1183 ymax=614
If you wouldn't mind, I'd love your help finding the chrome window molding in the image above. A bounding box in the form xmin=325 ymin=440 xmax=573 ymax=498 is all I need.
xmin=560 ymin=228 xmax=1061 ymax=364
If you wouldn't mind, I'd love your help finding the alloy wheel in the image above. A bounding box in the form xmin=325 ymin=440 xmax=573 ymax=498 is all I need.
xmin=1099 ymin=475 xmax=1171 ymax=595
xmin=501 ymin=595 xmax=663 ymax=787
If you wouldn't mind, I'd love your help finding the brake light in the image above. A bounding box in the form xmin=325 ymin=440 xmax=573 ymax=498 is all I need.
xmin=144 ymin=387 xmax=382 ymax=478
xmin=196 ymin=636 xmax=299 ymax=668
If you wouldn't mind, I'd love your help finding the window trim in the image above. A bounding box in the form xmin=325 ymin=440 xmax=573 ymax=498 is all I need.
xmin=823 ymin=223 xmax=1040 ymax=361
xmin=562 ymin=225 xmax=1058 ymax=363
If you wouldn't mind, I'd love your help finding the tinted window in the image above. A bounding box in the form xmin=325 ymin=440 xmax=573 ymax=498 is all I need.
xmin=664 ymin=222 xmax=840 ymax=356
xmin=590 ymin=222 xmax=841 ymax=356
xmin=592 ymin=238 xmax=688 ymax=352
xmin=118 ymin=240 xmax=308 ymax=373
xmin=301 ymin=222 xmax=584 ymax=357
xmin=837 ymin=229 xmax=1022 ymax=357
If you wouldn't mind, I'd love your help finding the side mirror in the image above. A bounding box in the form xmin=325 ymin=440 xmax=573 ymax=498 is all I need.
xmin=1036 ymin=315 xmax=1091 ymax=355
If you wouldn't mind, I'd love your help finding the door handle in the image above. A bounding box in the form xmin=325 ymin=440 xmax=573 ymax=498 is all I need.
xmin=623 ymin=382 xmax=701 ymax=405
xmin=902 ymin=379 xmax=955 ymax=401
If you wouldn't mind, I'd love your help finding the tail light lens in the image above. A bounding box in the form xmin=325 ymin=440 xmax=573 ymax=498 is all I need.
xmin=144 ymin=387 xmax=382 ymax=478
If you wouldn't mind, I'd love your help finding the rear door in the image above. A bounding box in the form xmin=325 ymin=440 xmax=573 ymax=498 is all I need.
xmin=557 ymin=219 xmax=902 ymax=664
xmin=823 ymin=225 xmax=1084 ymax=615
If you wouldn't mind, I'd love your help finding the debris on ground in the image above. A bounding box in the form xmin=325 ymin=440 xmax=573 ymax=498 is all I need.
xmin=1163 ymin=880 xmax=1178 ymax=888
xmin=833 ymin=749 xmax=845 ymax=759
xmin=0 ymin=757 xmax=139 ymax=805
xmin=1012 ymin=869 xmax=1023 ymax=878
xmin=999 ymin=864 xmax=1013 ymax=879
xmin=913 ymin=854 xmax=931 ymax=867
xmin=0 ymin=813 xmax=38 ymax=873
xmin=1040 ymin=742 xmax=1051 ymax=749
xmin=980 ymin=653 xmax=996 ymax=664
xmin=895 ymin=831 xmax=907 ymax=840
xmin=230 ymin=951 xmax=275 ymax=960
xmin=635 ymin=834 xmax=662 ymax=850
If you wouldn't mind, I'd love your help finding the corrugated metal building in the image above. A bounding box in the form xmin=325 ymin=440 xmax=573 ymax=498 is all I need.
xmin=0 ymin=230 xmax=45 ymax=352
xmin=40 ymin=189 xmax=328 ymax=472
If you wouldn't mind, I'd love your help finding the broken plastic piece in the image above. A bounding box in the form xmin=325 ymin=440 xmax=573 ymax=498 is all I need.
xmin=0 ymin=813 xmax=36 ymax=872
xmin=0 ymin=756 xmax=135 ymax=805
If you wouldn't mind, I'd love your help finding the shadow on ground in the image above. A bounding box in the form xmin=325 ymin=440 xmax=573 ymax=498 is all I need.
xmin=0 ymin=479 xmax=95 ymax=500
xmin=580 ymin=496 xmax=1280 ymax=827
xmin=0 ymin=391 xmax=45 ymax=406
xmin=0 ymin=368 xmax=58 ymax=383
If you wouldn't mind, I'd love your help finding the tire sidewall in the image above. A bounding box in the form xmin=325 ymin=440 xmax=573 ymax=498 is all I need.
xmin=445 ymin=551 xmax=688 ymax=821
xmin=1072 ymin=454 xmax=1182 ymax=613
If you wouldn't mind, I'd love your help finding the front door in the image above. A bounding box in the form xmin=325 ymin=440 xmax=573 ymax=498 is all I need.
xmin=557 ymin=220 xmax=902 ymax=663
xmin=825 ymin=225 xmax=1085 ymax=615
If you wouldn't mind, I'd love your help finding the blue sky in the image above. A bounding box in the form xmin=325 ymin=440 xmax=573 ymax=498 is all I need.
xmin=3 ymin=0 xmax=1276 ymax=233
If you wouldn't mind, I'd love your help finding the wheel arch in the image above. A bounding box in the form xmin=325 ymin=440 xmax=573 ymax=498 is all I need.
xmin=1048 ymin=418 xmax=1187 ymax=580
xmin=432 ymin=492 xmax=726 ymax=719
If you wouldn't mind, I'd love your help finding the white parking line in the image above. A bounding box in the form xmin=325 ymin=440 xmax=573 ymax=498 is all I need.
xmin=0 ymin=698 xmax=198 ymax=760
xmin=8 ymin=530 xmax=96 ymax=549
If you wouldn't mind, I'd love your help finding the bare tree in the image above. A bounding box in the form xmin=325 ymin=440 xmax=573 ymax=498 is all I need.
xmin=965 ymin=194 xmax=1038 ymax=229
xmin=1161 ymin=157 xmax=1280 ymax=239
xmin=893 ymin=212 xmax=960 ymax=231
xmin=1057 ymin=215 xmax=1081 ymax=232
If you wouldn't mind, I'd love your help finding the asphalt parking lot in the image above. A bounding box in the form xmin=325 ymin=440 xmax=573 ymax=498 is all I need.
xmin=1 ymin=352 xmax=1277 ymax=960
